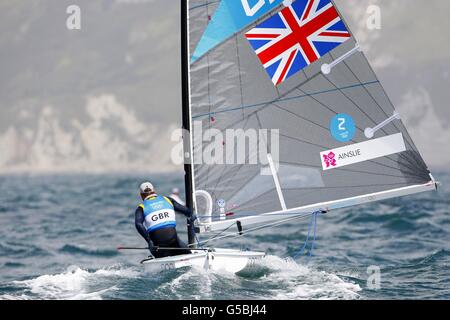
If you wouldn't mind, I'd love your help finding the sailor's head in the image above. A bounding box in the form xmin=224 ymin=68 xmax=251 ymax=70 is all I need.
xmin=139 ymin=181 xmax=156 ymax=200
xmin=171 ymin=187 xmax=179 ymax=195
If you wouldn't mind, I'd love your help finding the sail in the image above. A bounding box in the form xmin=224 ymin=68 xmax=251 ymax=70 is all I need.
xmin=184 ymin=0 xmax=435 ymax=233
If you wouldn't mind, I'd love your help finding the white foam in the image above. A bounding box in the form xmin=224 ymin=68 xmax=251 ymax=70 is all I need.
xmin=155 ymin=255 xmax=361 ymax=300
xmin=257 ymin=255 xmax=362 ymax=300
xmin=158 ymin=268 xmax=214 ymax=299
xmin=6 ymin=265 xmax=139 ymax=300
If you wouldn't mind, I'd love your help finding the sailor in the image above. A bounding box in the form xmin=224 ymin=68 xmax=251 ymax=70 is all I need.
xmin=135 ymin=182 xmax=196 ymax=258
xmin=169 ymin=187 xmax=185 ymax=206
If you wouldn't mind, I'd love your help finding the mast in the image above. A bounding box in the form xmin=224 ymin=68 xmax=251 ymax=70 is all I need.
xmin=181 ymin=0 xmax=196 ymax=247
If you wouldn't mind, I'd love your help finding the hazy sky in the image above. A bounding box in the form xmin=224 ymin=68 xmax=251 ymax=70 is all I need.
xmin=0 ymin=0 xmax=449 ymax=173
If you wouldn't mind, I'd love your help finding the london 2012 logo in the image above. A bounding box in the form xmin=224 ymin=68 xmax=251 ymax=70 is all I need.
xmin=323 ymin=152 xmax=337 ymax=168
xmin=152 ymin=203 xmax=164 ymax=210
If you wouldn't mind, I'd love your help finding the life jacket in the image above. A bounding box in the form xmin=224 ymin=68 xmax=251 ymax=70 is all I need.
xmin=139 ymin=195 xmax=176 ymax=232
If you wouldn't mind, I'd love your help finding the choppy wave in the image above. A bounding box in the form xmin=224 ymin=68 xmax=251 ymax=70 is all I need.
xmin=0 ymin=173 xmax=449 ymax=299
xmin=1 ymin=266 xmax=139 ymax=300
xmin=0 ymin=242 xmax=51 ymax=259
xmin=59 ymin=245 xmax=119 ymax=257
xmin=152 ymin=255 xmax=361 ymax=300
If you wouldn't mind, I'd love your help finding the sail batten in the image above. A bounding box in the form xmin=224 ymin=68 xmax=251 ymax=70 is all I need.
xmin=186 ymin=0 xmax=435 ymax=233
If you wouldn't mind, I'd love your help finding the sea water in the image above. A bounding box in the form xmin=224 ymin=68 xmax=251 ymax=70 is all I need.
xmin=0 ymin=172 xmax=449 ymax=300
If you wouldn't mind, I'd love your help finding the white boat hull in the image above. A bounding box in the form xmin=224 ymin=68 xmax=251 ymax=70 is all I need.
xmin=141 ymin=248 xmax=265 ymax=273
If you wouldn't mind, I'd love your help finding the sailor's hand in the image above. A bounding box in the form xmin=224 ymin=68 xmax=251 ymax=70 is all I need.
xmin=189 ymin=214 xmax=198 ymax=223
xmin=148 ymin=244 xmax=157 ymax=255
xmin=146 ymin=239 xmax=156 ymax=251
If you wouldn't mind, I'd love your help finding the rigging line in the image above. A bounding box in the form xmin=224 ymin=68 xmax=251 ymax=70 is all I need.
xmin=308 ymin=212 xmax=318 ymax=261
xmin=207 ymin=232 xmax=239 ymax=237
xmin=340 ymin=59 xmax=424 ymax=171
xmin=279 ymin=132 xmax=424 ymax=179
xmin=202 ymin=222 xmax=236 ymax=244
xmin=319 ymin=75 xmax=422 ymax=176
xmin=198 ymin=212 xmax=313 ymax=246
xmin=293 ymin=211 xmax=320 ymax=260
xmin=200 ymin=213 xmax=313 ymax=245
xmin=192 ymin=80 xmax=379 ymax=119
xmin=201 ymin=211 xmax=321 ymax=219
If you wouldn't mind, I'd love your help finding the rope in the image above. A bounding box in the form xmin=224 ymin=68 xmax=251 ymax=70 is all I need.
xmin=189 ymin=216 xmax=235 ymax=248
xmin=292 ymin=211 xmax=322 ymax=263
xmin=197 ymin=210 xmax=328 ymax=219
xmin=197 ymin=212 xmax=312 ymax=246
xmin=198 ymin=222 xmax=236 ymax=245
xmin=194 ymin=232 xmax=201 ymax=248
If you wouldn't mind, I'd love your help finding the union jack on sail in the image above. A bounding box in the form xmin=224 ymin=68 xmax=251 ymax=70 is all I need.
xmin=245 ymin=0 xmax=351 ymax=85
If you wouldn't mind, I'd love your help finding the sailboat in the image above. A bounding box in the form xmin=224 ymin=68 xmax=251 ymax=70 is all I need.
xmin=142 ymin=0 xmax=437 ymax=273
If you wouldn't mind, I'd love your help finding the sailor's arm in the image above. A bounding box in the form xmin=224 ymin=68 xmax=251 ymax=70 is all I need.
xmin=167 ymin=197 xmax=192 ymax=218
xmin=134 ymin=207 xmax=151 ymax=244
